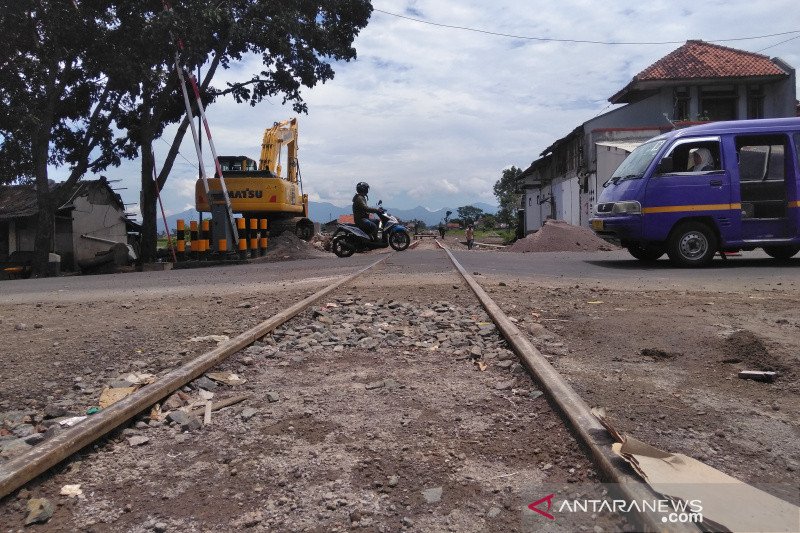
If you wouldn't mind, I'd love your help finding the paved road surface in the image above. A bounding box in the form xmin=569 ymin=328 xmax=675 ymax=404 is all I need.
xmin=2 ymin=248 xmax=798 ymax=303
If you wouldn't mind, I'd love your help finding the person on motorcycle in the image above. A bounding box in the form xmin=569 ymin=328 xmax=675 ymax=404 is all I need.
xmin=352 ymin=182 xmax=383 ymax=241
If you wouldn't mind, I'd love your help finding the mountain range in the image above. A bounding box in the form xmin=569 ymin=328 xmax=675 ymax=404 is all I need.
xmin=157 ymin=201 xmax=497 ymax=233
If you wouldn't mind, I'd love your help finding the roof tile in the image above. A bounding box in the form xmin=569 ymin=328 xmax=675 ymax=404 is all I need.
xmin=637 ymin=40 xmax=787 ymax=80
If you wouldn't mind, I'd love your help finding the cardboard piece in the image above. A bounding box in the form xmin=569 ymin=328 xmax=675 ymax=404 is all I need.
xmin=593 ymin=409 xmax=800 ymax=532
xmin=98 ymin=387 xmax=136 ymax=409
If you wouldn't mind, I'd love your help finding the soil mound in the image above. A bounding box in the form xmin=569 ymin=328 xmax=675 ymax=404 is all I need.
xmin=721 ymin=330 xmax=786 ymax=372
xmin=265 ymin=232 xmax=329 ymax=261
xmin=506 ymin=219 xmax=618 ymax=253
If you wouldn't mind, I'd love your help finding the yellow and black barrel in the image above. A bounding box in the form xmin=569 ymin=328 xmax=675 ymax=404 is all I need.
xmin=176 ymin=219 xmax=186 ymax=260
xmin=189 ymin=221 xmax=199 ymax=260
xmin=237 ymin=218 xmax=248 ymax=259
xmin=200 ymin=219 xmax=210 ymax=260
xmin=249 ymin=218 xmax=258 ymax=259
xmin=259 ymin=219 xmax=268 ymax=256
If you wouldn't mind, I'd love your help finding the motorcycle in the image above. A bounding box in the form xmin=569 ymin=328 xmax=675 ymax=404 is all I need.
xmin=331 ymin=201 xmax=411 ymax=257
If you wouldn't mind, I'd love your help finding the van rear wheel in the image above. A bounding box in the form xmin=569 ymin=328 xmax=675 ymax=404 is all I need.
xmin=763 ymin=245 xmax=800 ymax=259
xmin=666 ymin=221 xmax=717 ymax=267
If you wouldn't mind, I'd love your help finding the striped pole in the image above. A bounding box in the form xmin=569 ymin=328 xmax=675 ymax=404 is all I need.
xmin=201 ymin=219 xmax=210 ymax=260
xmin=189 ymin=221 xmax=198 ymax=260
xmin=176 ymin=220 xmax=186 ymax=260
xmin=249 ymin=218 xmax=258 ymax=259
xmin=259 ymin=219 xmax=268 ymax=256
xmin=237 ymin=218 xmax=247 ymax=260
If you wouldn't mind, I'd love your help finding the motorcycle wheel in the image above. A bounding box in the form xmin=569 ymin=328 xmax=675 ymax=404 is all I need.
xmin=332 ymin=236 xmax=355 ymax=258
xmin=388 ymin=230 xmax=411 ymax=251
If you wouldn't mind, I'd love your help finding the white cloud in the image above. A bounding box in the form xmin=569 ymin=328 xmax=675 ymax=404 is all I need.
xmin=48 ymin=0 xmax=800 ymax=216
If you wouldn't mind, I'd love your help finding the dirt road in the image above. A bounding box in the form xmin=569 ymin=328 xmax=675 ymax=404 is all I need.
xmin=1 ymin=244 xmax=798 ymax=531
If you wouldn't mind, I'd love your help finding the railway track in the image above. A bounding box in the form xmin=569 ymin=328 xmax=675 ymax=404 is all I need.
xmin=0 ymin=246 xmax=702 ymax=532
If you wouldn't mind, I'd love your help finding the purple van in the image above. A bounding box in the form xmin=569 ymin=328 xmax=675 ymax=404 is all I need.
xmin=590 ymin=117 xmax=800 ymax=267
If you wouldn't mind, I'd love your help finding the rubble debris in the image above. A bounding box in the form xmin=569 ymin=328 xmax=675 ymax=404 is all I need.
xmin=738 ymin=370 xmax=778 ymax=383
xmin=422 ymin=487 xmax=443 ymax=504
xmin=241 ymin=408 xmax=258 ymax=421
xmin=127 ymin=436 xmax=150 ymax=447
xmin=60 ymin=484 xmax=83 ymax=498
xmin=205 ymin=372 xmax=246 ymax=386
xmin=188 ymin=335 xmax=230 ymax=344
xmin=24 ymin=498 xmax=54 ymax=526
xmin=122 ymin=372 xmax=156 ymax=386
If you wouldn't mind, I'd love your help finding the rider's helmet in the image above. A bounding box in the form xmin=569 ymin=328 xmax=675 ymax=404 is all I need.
xmin=356 ymin=182 xmax=370 ymax=195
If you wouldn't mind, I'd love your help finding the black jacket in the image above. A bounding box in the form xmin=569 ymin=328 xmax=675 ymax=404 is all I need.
xmin=352 ymin=194 xmax=380 ymax=220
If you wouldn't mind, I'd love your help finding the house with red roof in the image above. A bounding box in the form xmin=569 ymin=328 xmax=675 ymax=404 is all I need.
xmin=517 ymin=40 xmax=797 ymax=234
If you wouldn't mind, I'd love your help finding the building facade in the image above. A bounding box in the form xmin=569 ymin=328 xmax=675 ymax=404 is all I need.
xmin=517 ymin=40 xmax=798 ymax=234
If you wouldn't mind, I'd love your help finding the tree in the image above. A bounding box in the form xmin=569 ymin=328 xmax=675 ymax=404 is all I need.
xmin=478 ymin=213 xmax=496 ymax=230
xmin=493 ymin=166 xmax=522 ymax=230
xmin=456 ymin=205 xmax=484 ymax=225
xmin=0 ymin=1 xmax=133 ymax=276
xmin=113 ymin=0 xmax=373 ymax=262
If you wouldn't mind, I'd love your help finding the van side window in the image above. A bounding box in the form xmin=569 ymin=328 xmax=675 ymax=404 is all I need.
xmin=659 ymin=140 xmax=721 ymax=174
xmin=736 ymin=134 xmax=788 ymax=219
xmin=736 ymin=136 xmax=785 ymax=182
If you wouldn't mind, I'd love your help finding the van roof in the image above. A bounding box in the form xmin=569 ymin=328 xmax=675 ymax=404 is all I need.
xmin=656 ymin=117 xmax=800 ymax=141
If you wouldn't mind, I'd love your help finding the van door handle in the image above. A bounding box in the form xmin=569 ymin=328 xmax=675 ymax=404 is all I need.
xmin=709 ymin=179 xmax=723 ymax=186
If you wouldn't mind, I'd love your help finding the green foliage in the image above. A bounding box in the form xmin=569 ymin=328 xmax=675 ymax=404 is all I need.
xmin=409 ymin=219 xmax=427 ymax=232
xmin=456 ymin=205 xmax=484 ymax=225
xmin=493 ymin=166 xmax=522 ymax=230
xmin=478 ymin=213 xmax=496 ymax=230
xmin=0 ymin=1 xmax=128 ymax=185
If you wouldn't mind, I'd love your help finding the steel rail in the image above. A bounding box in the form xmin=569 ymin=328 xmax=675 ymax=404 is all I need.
xmin=436 ymin=242 xmax=699 ymax=533
xmin=0 ymin=256 xmax=389 ymax=499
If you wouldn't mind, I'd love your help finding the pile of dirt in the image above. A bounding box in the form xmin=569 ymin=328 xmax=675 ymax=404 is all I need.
xmin=506 ymin=219 xmax=618 ymax=253
xmin=721 ymin=330 xmax=787 ymax=372
xmin=265 ymin=232 xmax=330 ymax=261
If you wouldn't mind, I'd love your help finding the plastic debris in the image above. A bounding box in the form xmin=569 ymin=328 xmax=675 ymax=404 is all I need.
xmin=59 ymin=416 xmax=87 ymax=427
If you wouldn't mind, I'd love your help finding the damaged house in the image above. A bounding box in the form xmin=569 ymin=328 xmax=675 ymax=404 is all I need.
xmin=0 ymin=177 xmax=138 ymax=272
xmin=517 ymin=40 xmax=798 ymax=234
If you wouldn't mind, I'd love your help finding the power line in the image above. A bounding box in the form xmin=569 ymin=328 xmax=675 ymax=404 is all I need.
xmin=756 ymin=34 xmax=800 ymax=53
xmin=374 ymin=9 xmax=800 ymax=46
xmin=159 ymin=137 xmax=196 ymax=168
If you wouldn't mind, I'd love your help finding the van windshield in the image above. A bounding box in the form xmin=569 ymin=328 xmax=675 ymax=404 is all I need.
xmin=606 ymin=139 xmax=666 ymax=186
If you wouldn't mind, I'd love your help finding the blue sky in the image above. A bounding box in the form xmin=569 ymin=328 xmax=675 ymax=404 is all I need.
xmin=49 ymin=0 xmax=800 ymax=216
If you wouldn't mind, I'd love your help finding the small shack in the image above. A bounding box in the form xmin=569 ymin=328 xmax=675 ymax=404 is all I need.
xmin=0 ymin=177 xmax=137 ymax=271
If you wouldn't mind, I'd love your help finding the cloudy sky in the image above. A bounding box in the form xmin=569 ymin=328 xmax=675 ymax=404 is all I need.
xmin=57 ymin=0 xmax=800 ymax=216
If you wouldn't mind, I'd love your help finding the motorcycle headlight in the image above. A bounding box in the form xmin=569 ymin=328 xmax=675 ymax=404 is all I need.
xmin=611 ymin=201 xmax=641 ymax=214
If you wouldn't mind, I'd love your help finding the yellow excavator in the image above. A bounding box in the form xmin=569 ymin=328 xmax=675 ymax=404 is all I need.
xmin=195 ymin=118 xmax=315 ymax=240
